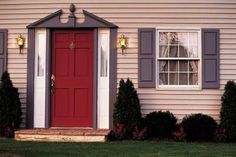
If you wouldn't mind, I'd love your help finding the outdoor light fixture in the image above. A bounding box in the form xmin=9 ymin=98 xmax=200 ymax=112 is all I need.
xmin=119 ymin=34 xmax=126 ymax=54
xmin=16 ymin=34 xmax=25 ymax=53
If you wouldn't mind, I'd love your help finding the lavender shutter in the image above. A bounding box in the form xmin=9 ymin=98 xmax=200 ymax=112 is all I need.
xmin=202 ymin=29 xmax=219 ymax=89
xmin=0 ymin=29 xmax=7 ymax=76
xmin=138 ymin=28 xmax=156 ymax=88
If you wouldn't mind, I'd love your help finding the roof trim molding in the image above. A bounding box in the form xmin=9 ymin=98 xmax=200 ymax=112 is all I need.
xmin=27 ymin=4 xmax=118 ymax=28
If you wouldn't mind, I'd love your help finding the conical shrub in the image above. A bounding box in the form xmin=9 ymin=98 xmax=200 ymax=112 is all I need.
xmin=113 ymin=78 xmax=141 ymax=138
xmin=0 ymin=71 xmax=22 ymax=137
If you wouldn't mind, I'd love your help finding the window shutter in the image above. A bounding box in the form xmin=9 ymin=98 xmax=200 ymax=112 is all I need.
xmin=0 ymin=29 xmax=7 ymax=76
xmin=202 ymin=29 xmax=219 ymax=89
xmin=138 ymin=28 xmax=156 ymax=88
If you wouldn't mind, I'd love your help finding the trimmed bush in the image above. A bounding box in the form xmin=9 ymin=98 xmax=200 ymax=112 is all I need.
xmin=220 ymin=80 xmax=236 ymax=141
xmin=113 ymin=78 xmax=141 ymax=138
xmin=145 ymin=111 xmax=177 ymax=139
xmin=181 ymin=113 xmax=217 ymax=142
xmin=0 ymin=71 xmax=22 ymax=137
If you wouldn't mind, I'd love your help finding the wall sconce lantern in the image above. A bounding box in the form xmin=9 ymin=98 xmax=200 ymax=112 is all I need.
xmin=16 ymin=34 xmax=25 ymax=53
xmin=119 ymin=34 xmax=127 ymax=54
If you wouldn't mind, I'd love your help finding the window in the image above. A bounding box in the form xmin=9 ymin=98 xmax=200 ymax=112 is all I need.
xmin=157 ymin=30 xmax=201 ymax=88
xmin=37 ymin=33 xmax=46 ymax=76
xmin=100 ymin=34 xmax=108 ymax=77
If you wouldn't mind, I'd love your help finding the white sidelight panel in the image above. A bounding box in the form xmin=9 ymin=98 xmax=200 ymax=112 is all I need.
xmin=34 ymin=29 xmax=46 ymax=128
xmin=97 ymin=29 xmax=110 ymax=129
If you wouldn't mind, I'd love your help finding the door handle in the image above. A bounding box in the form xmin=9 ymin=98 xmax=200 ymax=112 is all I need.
xmin=69 ymin=41 xmax=76 ymax=50
xmin=51 ymin=74 xmax=55 ymax=95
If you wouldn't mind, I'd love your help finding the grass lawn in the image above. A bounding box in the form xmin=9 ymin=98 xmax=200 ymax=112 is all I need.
xmin=1 ymin=140 xmax=236 ymax=157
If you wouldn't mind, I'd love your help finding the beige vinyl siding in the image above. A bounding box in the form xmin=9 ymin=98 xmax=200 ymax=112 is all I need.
xmin=1 ymin=0 xmax=236 ymax=127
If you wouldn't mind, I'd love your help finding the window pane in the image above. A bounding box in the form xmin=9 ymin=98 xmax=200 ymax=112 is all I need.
xmin=170 ymin=61 xmax=178 ymax=72
xmin=179 ymin=73 xmax=188 ymax=85
xmin=189 ymin=73 xmax=198 ymax=85
xmin=159 ymin=61 xmax=168 ymax=72
xmin=189 ymin=46 xmax=198 ymax=58
xmin=100 ymin=33 xmax=108 ymax=77
xmin=37 ymin=34 xmax=45 ymax=77
xmin=179 ymin=45 xmax=188 ymax=58
xmin=189 ymin=32 xmax=198 ymax=45
xmin=100 ymin=47 xmax=108 ymax=77
xmin=159 ymin=73 xmax=168 ymax=85
xmin=178 ymin=33 xmax=188 ymax=58
xmin=189 ymin=61 xmax=198 ymax=73
xmin=170 ymin=73 xmax=178 ymax=85
xmin=159 ymin=46 xmax=168 ymax=57
xmin=178 ymin=33 xmax=188 ymax=47
xmin=159 ymin=32 xmax=168 ymax=45
xmin=168 ymin=32 xmax=178 ymax=44
xmin=169 ymin=46 xmax=178 ymax=57
xmin=179 ymin=61 xmax=188 ymax=72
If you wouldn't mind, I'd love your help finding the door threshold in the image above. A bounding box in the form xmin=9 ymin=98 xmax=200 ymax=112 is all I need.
xmin=50 ymin=127 xmax=94 ymax=130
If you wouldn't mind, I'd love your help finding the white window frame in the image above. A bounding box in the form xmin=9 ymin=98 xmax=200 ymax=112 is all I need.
xmin=156 ymin=28 xmax=202 ymax=90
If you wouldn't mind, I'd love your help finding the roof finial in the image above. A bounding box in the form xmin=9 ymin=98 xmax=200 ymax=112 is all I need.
xmin=69 ymin=3 xmax=76 ymax=17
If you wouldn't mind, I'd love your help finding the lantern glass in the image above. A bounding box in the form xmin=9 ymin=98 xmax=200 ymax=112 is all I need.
xmin=17 ymin=35 xmax=25 ymax=47
xmin=18 ymin=38 xmax=24 ymax=46
xmin=119 ymin=36 xmax=126 ymax=49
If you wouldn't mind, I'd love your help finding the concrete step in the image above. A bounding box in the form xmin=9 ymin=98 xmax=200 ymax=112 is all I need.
xmin=15 ymin=129 xmax=110 ymax=142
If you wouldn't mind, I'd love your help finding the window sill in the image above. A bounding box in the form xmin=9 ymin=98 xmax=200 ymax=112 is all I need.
xmin=156 ymin=86 xmax=202 ymax=91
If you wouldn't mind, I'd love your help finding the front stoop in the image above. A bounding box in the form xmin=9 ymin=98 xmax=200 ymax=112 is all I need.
xmin=15 ymin=129 xmax=110 ymax=142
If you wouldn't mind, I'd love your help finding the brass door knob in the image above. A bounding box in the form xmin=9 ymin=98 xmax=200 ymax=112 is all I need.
xmin=69 ymin=41 xmax=76 ymax=50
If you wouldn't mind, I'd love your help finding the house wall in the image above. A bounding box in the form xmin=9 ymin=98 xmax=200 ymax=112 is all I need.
xmin=0 ymin=0 xmax=236 ymax=127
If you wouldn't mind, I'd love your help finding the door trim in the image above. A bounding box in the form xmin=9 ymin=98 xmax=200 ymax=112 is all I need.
xmin=45 ymin=29 xmax=51 ymax=128
xmin=93 ymin=29 xmax=98 ymax=128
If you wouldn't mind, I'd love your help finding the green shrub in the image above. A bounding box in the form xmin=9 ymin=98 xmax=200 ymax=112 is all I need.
xmin=181 ymin=113 xmax=217 ymax=142
xmin=0 ymin=71 xmax=22 ymax=137
xmin=145 ymin=111 xmax=177 ymax=139
xmin=113 ymin=78 xmax=141 ymax=138
xmin=220 ymin=80 xmax=236 ymax=141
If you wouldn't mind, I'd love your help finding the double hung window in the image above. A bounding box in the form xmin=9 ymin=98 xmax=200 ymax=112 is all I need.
xmin=157 ymin=30 xmax=201 ymax=88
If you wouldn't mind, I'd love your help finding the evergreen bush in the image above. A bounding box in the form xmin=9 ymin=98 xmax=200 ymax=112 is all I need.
xmin=181 ymin=113 xmax=217 ymax=142
xmin=0 ymin=71 xmax=22 ymax=137
xmin=113 ymin=78 xmax=141 ymax=138
xmin=220 ymin=80 xmax=236 ymax=141
xmin=145 ymin=111 xmax=177 ymax=139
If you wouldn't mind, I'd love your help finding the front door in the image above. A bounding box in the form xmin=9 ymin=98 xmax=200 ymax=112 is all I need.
xmin=51 ymin=30 xmax=93 ymax=127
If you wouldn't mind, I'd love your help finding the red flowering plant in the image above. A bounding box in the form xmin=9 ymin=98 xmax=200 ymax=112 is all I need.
xmin=108 ymin=124 xmax=126 ymax=140
xmin=172 ymin=126 xmax=186 ymax=142
xmin=214 ymin=127 xmax=227 ymax=142
xmin=1 ymin=122 xmax=15 ymax=138
xmin=114 ymin=123 xmax=125 ymax=133
xmin=4 ymin=126 xmax=14 ymax=137
xmin=133 ymin=126 xmax=147 ymax=141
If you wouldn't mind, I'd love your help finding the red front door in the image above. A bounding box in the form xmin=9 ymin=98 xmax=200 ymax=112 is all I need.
xmin=51 ymin=30 xmax=93 ymax=127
